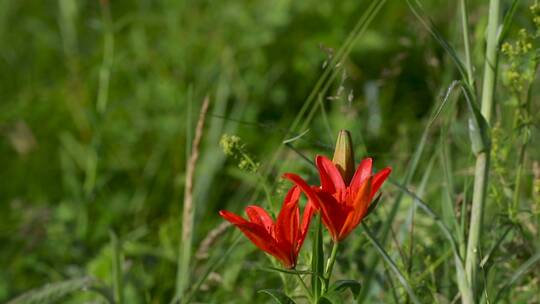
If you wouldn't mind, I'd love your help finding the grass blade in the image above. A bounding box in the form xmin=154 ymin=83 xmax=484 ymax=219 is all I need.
xmin=180 ymin=233 xmax=242 ymax=304
xmin=361 ymin=223 xmax=421 ymax=304
xmin=110 ymin=231 xmax=124 ymax=304
xmin=265 ymin=0 xmax=387 ymax=182
xmin=7 ymin=277 xmax=113 ymax=304
xmin=479 ymin=226 xmax=513 ymax=269
xmin=389 ymin=180 xmax=473 ymax=303
xmin=358 ymin=78 xmax=456 ymax=302
xmin=497 ymin=0 xmax=520 ymax=46
xmin=406 ymin=0 xmax=469 ymax=84
xmin=466 ymin=0 xmax=500 ymax=298
xmin=259 ymin=267 xmax=312 ymax=275
xmin=282 ymin=129 xmax=311 ymax=145
xmin=493 ymin=251 xmax=540 ymax=303
xmin=258 ymin=289 xmax=296 ymax=304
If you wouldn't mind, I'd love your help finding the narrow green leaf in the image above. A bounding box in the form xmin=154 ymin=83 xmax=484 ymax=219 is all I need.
xmin=319 ymin=294 xmax=340 ymax=304
xmin=438 ymin=125 xmax=462 ymax=244
xmin=110 ymin=230 xmax=124 ymax=304
xmin=493 ymin=251 xmax=540 ymax=302
xmin=180 ymin=233 xmax=241 ymax=304
xmin=282 ymin=129 xmax=310 ymax=144
xmin=480 ymin=226 xmax=512 ymax=268
xmin=443 ymin=80 xmax=491 ymax=155
xmin=407 ymin=0 xmax=491 ymax=157
xmin=497 ymin=0 xmax=520 ymax=45
xmin=259 ymin=267 xmax=312 ymax=275
xmin=267 ymin=0 xmax=387 ymax=184
xmin=330 ymin=280 xmax=362 ymax=299
xmin=407 ymin=0 xmax=469 ymax=81
xmin=258 ymin=289 xmax=296 ymax=304
xmin=284 ymin=142 xmax=316 ymax=168
xmin=364 ymin=193 xmax=382 ymax=218
xmin=7 ymin=277 xmax=113 ymax=304
xmin=463 ymin=87 xmax=491 ymax=155
xmin=361 ymin=223 xmax=421 ymax=304
xmin=358 ymin=83 xmax=452 ymax=301
xmin=389 ymin=181 xmax=473 ymax=302
xmin=358 ymin=69 xmax=460 ymax=302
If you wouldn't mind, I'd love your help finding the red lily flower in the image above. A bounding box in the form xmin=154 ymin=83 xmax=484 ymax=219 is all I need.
xmin=219 ymin=186 xmax=315 ymax=268
xmin=284 ymin=155 xmax=391 ymax=242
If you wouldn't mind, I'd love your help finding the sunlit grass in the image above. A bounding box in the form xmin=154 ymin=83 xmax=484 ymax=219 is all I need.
xmin=1 ymin=0 xmax=539 ymax=303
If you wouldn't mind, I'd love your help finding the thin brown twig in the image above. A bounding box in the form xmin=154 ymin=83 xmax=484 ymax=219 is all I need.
xmin=182 ymin=95 xmax=210 ymax=250
xmin=176 ymin=95 xmax=210 ymax=299
xmin=195 ymin=221 xmax=231 ymax=260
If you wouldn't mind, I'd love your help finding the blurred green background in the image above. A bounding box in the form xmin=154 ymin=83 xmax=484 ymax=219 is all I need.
xmin=1 ymin=0 xmax=539 ymax=303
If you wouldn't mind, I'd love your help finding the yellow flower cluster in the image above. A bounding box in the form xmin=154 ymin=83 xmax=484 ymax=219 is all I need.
xmin=220 ymin=134 xmax=260 ymax=173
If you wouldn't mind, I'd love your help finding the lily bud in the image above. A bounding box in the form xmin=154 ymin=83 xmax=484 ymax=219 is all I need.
xmin=332 ymin=130 xmax=355 ymax=184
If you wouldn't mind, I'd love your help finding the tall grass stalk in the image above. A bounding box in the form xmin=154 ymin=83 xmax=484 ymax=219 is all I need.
xmin=357 ymin=79 xmax=452 ymax=302
xmin=465 ymin=0 xmax=500 ymax=299
xmin=362 ymin=223 xmax=421 ymax=304
xmin=176 ymin=97 xmax=210 ymax=301
xmin=459 ymin=0 xmax=474 ymax=87
xmin=510 ymin=62 xmax=538 ymax=220
xmin=265 ymin=0 xmax=386 ymax=182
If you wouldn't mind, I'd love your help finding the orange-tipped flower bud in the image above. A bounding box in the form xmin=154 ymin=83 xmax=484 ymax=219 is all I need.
xmin=332 ymin=130 xmax=355 ymax=185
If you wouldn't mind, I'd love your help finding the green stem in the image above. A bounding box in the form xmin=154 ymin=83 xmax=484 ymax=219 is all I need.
xmin=510 ymin=62 xmax=538 ymax=221
xmin=479 ymin=0 xmax=500 ymax=124
xmin=510 ymin=145 xmax=526 ymax=221
xmin=459 ymin=0 xmax=474 ymax=88
xmin=241 ymin=152 xmax=274 ymax=209
xmin=324 ymin=241 xmax=339 ymax=283
xmin=465 ymin=0 xmax=500 ymax=300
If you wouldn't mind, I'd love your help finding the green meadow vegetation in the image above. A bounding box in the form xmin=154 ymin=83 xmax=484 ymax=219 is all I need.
xmin=1 ymin=0 xmax=539 ymax=303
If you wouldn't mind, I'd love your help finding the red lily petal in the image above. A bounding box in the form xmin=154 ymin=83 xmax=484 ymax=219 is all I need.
xmin=294 ymin=198 xmax=317 ymax=256
xmin=245 ymin=205 xmax=274 ymax=235
xmin=276 ymin=187 xmax=300 ymax=248
xmin=283 ymin=173 xmax=335 ymax=235
xmin=316 ymin=155 xmax=346 ymax=193
xmin=350 ymin=158 xmax=372 ymax=193
xmin=282 ymin=173 xmax=322 ymax=209
xmin=282 ymin=173 xmax=335 ymax=236
xmin=283 ymin=185 xmax=302 ymax=205
xmin=239 ymin=224 xmax=293 ymax=268
xmin=283 ymin=172 xmax=351 ymax=241
xmin=338 ymin=177 xmax=372 ymax=240
xmin=370 ymin=167 xmax=392 ymax=200
xmin=316 ymin=190 xmax=352 ymax=241
xmin=219 ymin=210 xmax=250 ymax=226
xmin=300 ymin=200 xmax=316 ymax=241
xmin=220 ymin=210 xmax=293 ymax=267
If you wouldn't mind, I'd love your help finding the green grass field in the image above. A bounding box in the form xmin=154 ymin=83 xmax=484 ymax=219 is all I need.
xmin=1 ymin=0 xmax=539 ymax=303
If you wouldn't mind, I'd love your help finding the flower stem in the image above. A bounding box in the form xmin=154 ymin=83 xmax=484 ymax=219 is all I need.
xmin=459 ymin=0 xmax=474 ymax=88
xmin=510 ymin=144 xmax=526 ymax=221
xmin=465 ymin=0 xmax=500 ymax=300
xmin=324 ymin=241 xmax=339 ymax=283
xmin=241 ymin=151 xmax=274 ymax=209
